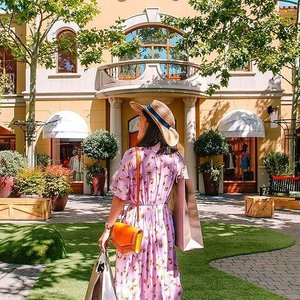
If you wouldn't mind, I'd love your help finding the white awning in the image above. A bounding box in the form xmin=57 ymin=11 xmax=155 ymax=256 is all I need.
xmin=43 ymin=111 xmax=89 ymax=139
xmin=218 ymin=109 xmax=265 ymax=138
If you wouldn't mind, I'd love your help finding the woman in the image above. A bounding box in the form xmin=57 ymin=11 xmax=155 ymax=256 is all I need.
xmin=99 ymin=99 xmax=188 ymax=299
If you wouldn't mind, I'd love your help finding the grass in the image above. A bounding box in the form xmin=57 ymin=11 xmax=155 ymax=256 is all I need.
xmin=0 ymin=222 xmax=295 ymax=300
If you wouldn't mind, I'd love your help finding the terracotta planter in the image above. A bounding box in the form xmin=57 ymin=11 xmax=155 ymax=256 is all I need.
xmin=91 ymin=173 xmax=106 ymax=196
xmin=203 ymin=172 xmax=219 ymax=196
xmin=0 ymin=177 xmax=14 ymax=198
xmin=52 ymin=194 xmax=68 ymax=211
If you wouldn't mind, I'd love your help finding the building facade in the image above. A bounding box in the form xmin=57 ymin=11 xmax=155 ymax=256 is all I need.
xmin=1 ymin=1 xmax=291 ymax=194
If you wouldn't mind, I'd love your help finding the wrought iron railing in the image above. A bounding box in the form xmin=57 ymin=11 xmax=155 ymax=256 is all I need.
xmin=100 ymin=59 xmax=200 ymax=81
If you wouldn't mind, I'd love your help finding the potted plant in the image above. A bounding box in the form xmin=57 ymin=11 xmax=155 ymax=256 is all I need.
xmin=194 ymin=129 xmax=229 ymax=196
xmin=82 ymin=129 xmax=118 ymax=195
xmin=0 ymin=150 xmax=27 ymax=197
xmin=85 ymin=162 xmax=106 ymax=196
xmin=12 ymin=167 xmax=46 ymax=198
xmin=36 ymin=153 xmax=51 ymax=170
xmin=43 ymin=165 xmax=72 ymax=211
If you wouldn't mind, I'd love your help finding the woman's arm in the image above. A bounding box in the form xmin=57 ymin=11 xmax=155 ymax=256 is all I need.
xmin=98 ymin=196 xmax=126 ymax=251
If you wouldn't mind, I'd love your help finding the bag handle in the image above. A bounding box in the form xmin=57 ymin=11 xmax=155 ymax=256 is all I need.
xmin=135 ymin=147 xmax=141 ymax=222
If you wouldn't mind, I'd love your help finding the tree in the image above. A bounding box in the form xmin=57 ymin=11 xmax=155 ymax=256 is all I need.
xmin=164 ymin=0 xmax=300 ymax=169
xmin=0 ymin=0 xmax=136 ymax=167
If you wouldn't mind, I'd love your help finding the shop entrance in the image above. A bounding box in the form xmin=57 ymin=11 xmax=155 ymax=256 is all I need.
xmin=223 ymin=137 xmax=257 ymax=193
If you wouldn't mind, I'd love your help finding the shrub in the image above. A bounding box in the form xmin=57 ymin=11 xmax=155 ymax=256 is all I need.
xmin=85 ymin=162 xmax=106 ymax=185
xmin=44 ymin=165 xmax=72 ymax=197
xmin=0 ymin=150 xmax=27 ymax=178
xmin=82 ymin=129 xmax=118 ymax=160
xmin=36 ymin=153 xmax=51 ymax=169
xmin=13 ymin=167 xmax=46 ymax=197
xmin=263 ymin=152 xmax=292 ymax=176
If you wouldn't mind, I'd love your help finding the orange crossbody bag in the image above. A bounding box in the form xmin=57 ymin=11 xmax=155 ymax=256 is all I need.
xmin=110 ymin=148 xmax=143 ymax=255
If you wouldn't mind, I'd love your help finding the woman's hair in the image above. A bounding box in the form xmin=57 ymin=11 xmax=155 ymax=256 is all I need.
xmin=137 ymin=110 xmax=178 ymax=154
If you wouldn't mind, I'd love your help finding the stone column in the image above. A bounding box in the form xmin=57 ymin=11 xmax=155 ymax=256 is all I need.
xmin=183 ymin=97 xmax=197 ymax=189
xmin=109 ymin=98 xmax=123 ymax=184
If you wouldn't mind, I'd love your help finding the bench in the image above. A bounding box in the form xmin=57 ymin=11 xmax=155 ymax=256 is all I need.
xmin=258 ymin=176 xmax=300 ymax=211
xmin=259 ymin=176 xmax=300 ymax=197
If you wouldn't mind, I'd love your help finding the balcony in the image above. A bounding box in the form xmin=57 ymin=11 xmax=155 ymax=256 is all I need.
xmin=95 ymin=59 xmax=206 ymax=97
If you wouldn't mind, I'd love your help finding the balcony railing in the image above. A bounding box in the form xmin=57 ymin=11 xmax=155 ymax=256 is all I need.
xmin=101 ymin=59 xmax=201 ymax=81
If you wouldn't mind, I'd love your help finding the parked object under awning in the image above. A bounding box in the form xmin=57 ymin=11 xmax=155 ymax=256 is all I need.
xmin=43 ymin=110 xmax=88 ymax=139
xmin=218 ymin=109 xmax=265 ymax=138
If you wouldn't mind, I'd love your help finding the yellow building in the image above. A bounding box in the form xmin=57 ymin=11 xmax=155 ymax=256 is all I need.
xmin=1 ymin=1 xmax=292 ymax=194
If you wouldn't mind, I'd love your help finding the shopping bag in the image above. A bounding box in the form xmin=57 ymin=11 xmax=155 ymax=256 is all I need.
xmin=173 ymin=178 xmax=204 ymax=251
xmin=84 ymin=252 xmax=117 ymax=300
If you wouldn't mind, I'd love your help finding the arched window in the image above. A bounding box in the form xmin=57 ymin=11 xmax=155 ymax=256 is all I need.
xmin=0 ymin=47 xmax=16 ymax=93
xmin=119 ymin=25 xmax=187 ymax=79
xmin=57 ymin=29 xmax=77 ymax=73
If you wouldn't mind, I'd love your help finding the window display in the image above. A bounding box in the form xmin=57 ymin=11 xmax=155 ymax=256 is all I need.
xmin=224 ymin=138 xmax=255 ymax=182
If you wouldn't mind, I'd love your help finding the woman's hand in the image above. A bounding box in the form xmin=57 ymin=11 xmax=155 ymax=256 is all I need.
xmin=98 ymin=229 xmax=110 ymax=252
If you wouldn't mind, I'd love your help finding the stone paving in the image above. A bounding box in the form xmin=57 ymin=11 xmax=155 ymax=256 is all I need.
xmin=0 ymin=193 xmax=300 ymax=299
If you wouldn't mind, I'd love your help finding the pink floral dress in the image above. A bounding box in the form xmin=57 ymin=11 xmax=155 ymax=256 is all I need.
xmin=110 ymin=145 xmax=188 ymax=300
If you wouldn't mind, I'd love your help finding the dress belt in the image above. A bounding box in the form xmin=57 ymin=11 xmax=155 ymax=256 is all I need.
xmin=129 ymin=203 xmax=167 ymax=208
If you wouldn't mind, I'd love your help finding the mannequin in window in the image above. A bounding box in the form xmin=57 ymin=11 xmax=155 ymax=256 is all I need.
xmin=224 ymin=145 xmax=236 ymax=180
xmin=69 ymin=149 xmax=83 ymax=181
xmin=240 ymin=144 xmax=250 ymax=180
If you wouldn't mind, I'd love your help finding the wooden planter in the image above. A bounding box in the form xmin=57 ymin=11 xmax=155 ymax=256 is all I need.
xmin=244 ymin=196 xmax=274 ymax=218
xmin=0 ymin=198 xmax=52 ymax=220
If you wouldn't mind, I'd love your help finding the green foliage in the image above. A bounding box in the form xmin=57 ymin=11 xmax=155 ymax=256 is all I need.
xmin=85 ymin=162 xmax=105 ymax=185
xmin=199 ymin=161 xmax=221 ymax=182
xmin=163 ymin=0 xmax=299 ymax=93
xmin=82 ymin=129 xmax=118 ymax=161
xmin=44 ymin=165 xmax=72 ymax=197
xmin=0 ymin=73 xmax=13 ymax=97
xmin=36 ymin=153 xmax=51 ymax=169
xmin=0 ymin=224 xmax=66 ymax=264
xmin=0 ymin=150 xmax=27 ymax=178
xmin=263 ymin=152 xmax=292 ymax=176
xmin=13 ymin=167 xmax=46 ymax=196
xmin=194 ymin=129 xmax=229 ymax=158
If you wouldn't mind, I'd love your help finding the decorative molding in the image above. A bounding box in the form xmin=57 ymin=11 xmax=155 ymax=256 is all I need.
xmin=108 ymin=98 xmax=123 ymax=108
xmin=183 ymin=97 xmax=197 ymax=108
xmin=48 ymin=74 xmax=81 ymax=79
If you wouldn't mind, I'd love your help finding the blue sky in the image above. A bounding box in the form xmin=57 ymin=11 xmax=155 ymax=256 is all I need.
xmin=280 ymin=1 xmax=297 ymax=6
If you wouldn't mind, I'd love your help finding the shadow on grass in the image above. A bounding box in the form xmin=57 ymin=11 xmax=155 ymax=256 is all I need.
xmin=0 ymin=222 xmax=295 ymax=300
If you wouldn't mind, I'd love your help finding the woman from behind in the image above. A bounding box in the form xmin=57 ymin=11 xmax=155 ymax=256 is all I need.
xmin=98 ymin=99 xmax=188 ymax=299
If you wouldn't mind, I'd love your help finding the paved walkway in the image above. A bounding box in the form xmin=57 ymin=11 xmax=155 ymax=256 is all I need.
xmin=0 ymin=193 xmax=300 ymax=299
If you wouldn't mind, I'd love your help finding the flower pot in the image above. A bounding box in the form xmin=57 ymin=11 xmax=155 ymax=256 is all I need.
xmin=0 ymin=177 xmax=14 ymax=198
xmin=91 ymin=173 xmax=106 ymax=196
xmin=203 ymin=172 xmax=219 ymax=196
xmin=52 ymin=194 xmax=69 ymax=211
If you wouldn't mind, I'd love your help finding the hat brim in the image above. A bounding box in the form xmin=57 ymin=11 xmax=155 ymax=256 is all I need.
xmin=130 ymin=101 xmax=179 ymax=147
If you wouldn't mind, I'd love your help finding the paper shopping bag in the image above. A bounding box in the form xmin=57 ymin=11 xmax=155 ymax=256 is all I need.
xmin=85 ymin=252 xmax=117 ymax=300
xmin=173 ymin=178 xmax=204 ymax=251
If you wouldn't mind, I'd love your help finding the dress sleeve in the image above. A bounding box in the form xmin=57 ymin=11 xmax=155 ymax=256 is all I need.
xmin=109 ymin=150 xmax=133 ymax=201
xmin=176 ymin=152 xmax=189 ymax=181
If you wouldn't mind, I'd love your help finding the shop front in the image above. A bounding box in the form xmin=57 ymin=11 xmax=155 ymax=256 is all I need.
xmin=219 ymin=109 xmax=265 ymax=193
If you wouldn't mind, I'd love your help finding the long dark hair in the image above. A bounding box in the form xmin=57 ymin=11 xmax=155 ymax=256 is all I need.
xmin=136 ymin=110 xmax=178 ymax=154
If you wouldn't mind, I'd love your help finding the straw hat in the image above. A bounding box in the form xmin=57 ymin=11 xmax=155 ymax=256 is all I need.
xmin=129 ymin=100 xmax=179 ymax=147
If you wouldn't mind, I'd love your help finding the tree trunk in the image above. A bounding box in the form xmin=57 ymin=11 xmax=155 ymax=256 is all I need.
xmin=26 ymin=56 xmax=38 ymax=167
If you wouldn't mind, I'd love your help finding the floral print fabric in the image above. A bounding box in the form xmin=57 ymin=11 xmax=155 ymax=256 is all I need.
xmin=110 ymin=145 xmax=188 ymax=300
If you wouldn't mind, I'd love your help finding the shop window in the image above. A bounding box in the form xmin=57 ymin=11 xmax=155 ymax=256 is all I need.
xmin=0 ymin=46 xmax=17 ymax=93
xmin=223 ymin=138 xmax=256 ymax=182
xmin=57 ymin=30 xmax=77 ymax=73
xmin=51 ymin=139 xmax=83 ymax=182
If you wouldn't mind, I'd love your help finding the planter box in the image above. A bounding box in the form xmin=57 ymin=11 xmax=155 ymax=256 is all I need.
xmin=0 ymin=198 xmax=52 ymax=220
xmin=244 ymin=196 xmax=274 ymax=218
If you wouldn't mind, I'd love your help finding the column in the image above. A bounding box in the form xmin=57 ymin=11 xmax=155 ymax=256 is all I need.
xmin=109 ymin=98 xmax=123 ymax=184
xmin=183 ymin=97 xmax=197 ymax=189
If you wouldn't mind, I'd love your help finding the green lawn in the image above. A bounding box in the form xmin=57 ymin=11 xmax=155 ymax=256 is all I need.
xmin=0 ymin=222 xmax=294 ymax=300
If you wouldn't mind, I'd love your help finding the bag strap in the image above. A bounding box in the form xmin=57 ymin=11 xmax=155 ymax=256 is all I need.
xmin=135 ymin=147 xmax=141 ymax=222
